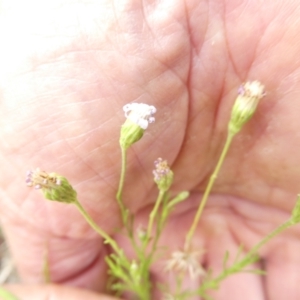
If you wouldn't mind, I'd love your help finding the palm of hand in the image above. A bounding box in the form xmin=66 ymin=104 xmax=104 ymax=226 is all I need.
xmin=1 ymin=1 xmax=300 ymax=299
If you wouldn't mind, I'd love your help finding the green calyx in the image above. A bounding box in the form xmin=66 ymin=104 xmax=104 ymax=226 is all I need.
xmin=154 ymin=170 xmax=174 ymax=192
xmin=42 ymin=174 xmax=77 ymax=204
xmin=120 ymin=119 xmax=144 ymax=150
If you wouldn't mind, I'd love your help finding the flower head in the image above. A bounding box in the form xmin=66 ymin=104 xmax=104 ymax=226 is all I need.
xmin=26 ymin=168 xmax=61 ymax=189
xmin=153 ymin=158 xmax=174 ymax=192
xmin=165 ymin=249 xmax=206 ymax=280
xmin=229 ymin=81 xmax=265 ymax=135
xmin=120 ymin=103 xmax=156 ymax=149
xmin=123 ymin=103 xmax=156 ymax=130
xmin=26 ymin=168 xmax=77 ymax=204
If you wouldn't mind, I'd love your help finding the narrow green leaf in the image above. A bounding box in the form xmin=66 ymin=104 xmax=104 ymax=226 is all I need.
xmin=234 ymin=244 xmax=244 ymax=263
xmin=167 ymin=191 xmax=189 ymax=209
xmin=222 ymin=250 xmax=229 ymax=271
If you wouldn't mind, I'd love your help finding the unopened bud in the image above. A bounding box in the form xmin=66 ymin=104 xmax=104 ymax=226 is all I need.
xmin=129 ymin=260 xmax=141 ymax=283
xmin=26 ymin=168 xmax=77 ymax=204
xmin=229 ymin=81 xmax=265 ymax=135
xmin=137 ymin=226 xmax=147 ymax=243
xmin=153 ymin=158 xmax=174 ymax=192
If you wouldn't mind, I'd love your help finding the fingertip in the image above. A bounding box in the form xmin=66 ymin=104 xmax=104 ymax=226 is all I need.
xmin=2 ymin=284 xmax=119 ymax=300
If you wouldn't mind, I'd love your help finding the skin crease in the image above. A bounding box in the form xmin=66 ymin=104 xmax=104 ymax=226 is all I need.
xmin=1 ymin=0 xmax=300 ymax=299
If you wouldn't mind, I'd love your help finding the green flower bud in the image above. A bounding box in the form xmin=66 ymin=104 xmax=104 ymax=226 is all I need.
xmin=291 ymin=195 xmax=300 ymax=224
xmin=137 ymin=226 xmax=147 ymax=243
xmin=153 ymin=158 xmax=174 ymax=192
xmin=120 ymin=118 xmax=144 ymax=150
xmin=129 ymin=260 xmax=142 ymax=285
xmin=26 ymin=168 xmax=77 ymax=204
xmin=229 ymin=81 xmax=265 ymax=135
xmin=120 ymin=103 xmax=156 ymax=149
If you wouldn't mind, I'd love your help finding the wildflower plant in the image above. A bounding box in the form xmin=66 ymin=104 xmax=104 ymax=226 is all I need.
xmin=19 ymin=81 xmax=300 ymax=300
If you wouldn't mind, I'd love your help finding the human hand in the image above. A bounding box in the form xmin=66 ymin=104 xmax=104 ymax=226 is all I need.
xmin=1 ymin=0 xmax=300 ymax=299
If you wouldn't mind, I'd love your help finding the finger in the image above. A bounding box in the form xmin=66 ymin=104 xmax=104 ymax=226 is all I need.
xmin=204 ymin=214 xmax=265 ymax=300
xmin=1 ymin=213 xmax=108 ymax=291
xmin=1 ymin=284 xmax=118 ymax=300
xmin=265 ymin=236 xmax=300 ymax=300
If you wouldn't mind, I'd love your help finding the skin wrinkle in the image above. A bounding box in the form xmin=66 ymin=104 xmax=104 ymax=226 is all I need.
xmin=51 ymin=244 xmax=104 ymax=284
xmin=228 ymin=210 xmax=269 ymax=248
xmin=211 ymin=4 xmax=244 ymax=157
xmin=180 ymin=0 xmax=194 ymax=174
xmin=171 ymin=2 xmax=232 ymax=192
xmin=227 ymin=194 xmax=289 ymax=223
xmin=184 ymin=0 xmax=209 ymax=55
xmin=223 ymin=3 xmax=254 ymax=81
xmin=140 ymin=0 xmax=157 ymax=43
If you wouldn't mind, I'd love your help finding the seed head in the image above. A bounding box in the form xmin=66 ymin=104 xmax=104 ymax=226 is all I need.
xmin=26 ymin=168 xmax=77 ymax=204
xmin=165 ymin=249 xmax=206 ymax=280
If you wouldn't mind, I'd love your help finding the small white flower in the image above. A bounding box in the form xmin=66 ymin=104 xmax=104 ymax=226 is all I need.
xmin=239 ymin=80 xmax=265 ymax=96
xmin=123 ymin=103 xmax=156 ymax=130
xmin=229 ymin=80 xmax=266 ymax=134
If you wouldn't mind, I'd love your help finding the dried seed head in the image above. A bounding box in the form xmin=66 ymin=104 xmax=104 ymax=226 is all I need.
xmin=120 ymin=103 xmax=157 ymax=149
xmin=165 ymin=249 xmax=206 ymax=280
xmin=229 ymin=81 xmax=265 ymax=135
xmin=26 ymin=168 xmax=77 ymax=204
xmin=26 ymin=168 xmax=61 ymax=189
xmin=153 ymin=158 xmax=174 ymax=192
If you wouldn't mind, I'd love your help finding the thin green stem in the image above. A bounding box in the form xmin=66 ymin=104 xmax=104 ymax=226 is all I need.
xmin=144 ymin=190 xmax=167 ymax=266
xmin=185 ymin=130 xmax=235 ymax=250
xmin=236 ymin=220 xmax=292 ymax=268
xmin=175 ymin=273 xmax=184 ymax=298
xmin=74 ymin=199 xmax=122 ymax=256
xmin=42 ymin=247 xmax=51 ymax=283
xmin=147 ymin=190 xmax=165 ymax=241
xmin=137 ymin=190 xmax=166 ymax=298
xmin=116 ymin=146 xmax=128 ymax=225
xmin=116 ymin=147 xmax=142 ymax=258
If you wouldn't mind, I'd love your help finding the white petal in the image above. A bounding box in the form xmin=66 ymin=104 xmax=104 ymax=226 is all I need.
xmin=137 ymin=118 xmax=148 ymax=129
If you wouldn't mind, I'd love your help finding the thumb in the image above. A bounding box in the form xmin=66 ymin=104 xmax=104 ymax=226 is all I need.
xmin=0 ymin=284 xmax=119 ymax=300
